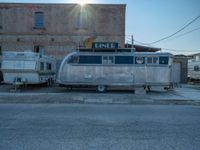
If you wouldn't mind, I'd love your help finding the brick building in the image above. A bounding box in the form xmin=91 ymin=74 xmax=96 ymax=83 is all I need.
xmin=0 ymin=3 xmax=126 ymax=66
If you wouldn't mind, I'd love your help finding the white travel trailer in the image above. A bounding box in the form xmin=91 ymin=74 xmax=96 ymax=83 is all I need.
xmin=57 ymin=50 xmax=174 ymax=92
xmin=1 ymin=51 xmax=56 ymax=86
xmin=188 ymin=54 xmax=200 ymax=81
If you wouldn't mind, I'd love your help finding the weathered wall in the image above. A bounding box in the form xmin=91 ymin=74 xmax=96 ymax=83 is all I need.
xmin=0 ymin=3 xmax=126 ymax=61
xmin=174 ymin=56 xmax=188 ymax=83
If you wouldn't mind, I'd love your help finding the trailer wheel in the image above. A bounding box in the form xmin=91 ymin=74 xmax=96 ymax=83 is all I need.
xmin=97 ymin=85 xmax=106 ymax=93
xmin=147 ymin=86 xmax=151 ymax=92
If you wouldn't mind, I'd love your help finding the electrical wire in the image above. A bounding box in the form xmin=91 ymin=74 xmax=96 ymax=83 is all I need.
xmin=149 ymin=15 xmax=200 ymax=44
xmin=165 ymin=26 xmax=200 ymax=41
xmin=126 ymin=24 xmax=200 ymax=53
xmin=126 ymin=26 xmax=200 ymax=45
xmin=126 ymin=39 xmax=199 ymax=53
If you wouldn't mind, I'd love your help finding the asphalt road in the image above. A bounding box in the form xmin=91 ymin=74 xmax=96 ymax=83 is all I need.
xmin=0 ymin=104 xmax=200 ymax=150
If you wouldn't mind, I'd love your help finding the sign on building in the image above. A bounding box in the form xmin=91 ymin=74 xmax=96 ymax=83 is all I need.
xmin=92 ymin=42 xmax=118 ymax=49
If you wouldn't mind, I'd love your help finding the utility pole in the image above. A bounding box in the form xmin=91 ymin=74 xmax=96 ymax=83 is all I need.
xmin=131 ymin=35 xmax=134 ymax=51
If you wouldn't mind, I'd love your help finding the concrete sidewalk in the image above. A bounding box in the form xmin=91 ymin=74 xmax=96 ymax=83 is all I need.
xmin=0 ymin=84 xmax=199 ymax=105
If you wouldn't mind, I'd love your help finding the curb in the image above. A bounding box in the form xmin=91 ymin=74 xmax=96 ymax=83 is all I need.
xmin=0 ymin=92 xmax=199 ymax=105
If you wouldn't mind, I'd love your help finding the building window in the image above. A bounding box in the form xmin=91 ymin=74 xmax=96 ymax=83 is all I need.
xmin=35 ymin=12 xmax=44 ymax=28
xmin=34 ymin=46 xmax=44 ymax=54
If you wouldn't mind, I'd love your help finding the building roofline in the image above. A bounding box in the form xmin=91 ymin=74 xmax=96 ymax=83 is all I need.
xmin=134 ymin=44 xmax=161 ymax=50
xmin=0 ymin=3 xmax=126 ymax=6
xmin=187 ymin=52 xmax=200 ymax=57
xmin=125 ymin=43 xmax=161 ymax=52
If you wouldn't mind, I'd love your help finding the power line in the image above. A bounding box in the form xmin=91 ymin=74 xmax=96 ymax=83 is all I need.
xmin=166 ymin=26 xmax=200 ymax=40
xmin=126 ymin=36 xmax=152 ymax=46
xmin=149 ymin=15 xmax=200 ymax=44
xmin=126 ymin=26 xmax=200 ymax=45
xmin=127 ymin=39 xmax=199 ymax=53
xmin=134 ymin=40 xmax=152 ymax=46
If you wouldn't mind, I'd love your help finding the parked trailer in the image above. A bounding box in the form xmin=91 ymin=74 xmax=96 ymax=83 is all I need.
xmin=188 ymin=59 xmax=200 ymax=82
xmin=57 ymin=51 xmax=174 ymax=92
xmin=1 ymin=51 xmax=56 ymax=86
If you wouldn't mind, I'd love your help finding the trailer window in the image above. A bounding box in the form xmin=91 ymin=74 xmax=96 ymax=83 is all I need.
xmin=148 ymin=57 xmax=159 ymax=64
xmin=159 ymin=56 xmax=168 ymax=64
xmin=147 ymin=57 xmax=153 ymax=64
xmin=68 ymin=55 xmax=79 ymax=64
xmin=40 ymin=62 xmax=44 ymax=70
xmin=2 ymin=61 xmax=36 ymax=70
xmin=194 ymin=65 xmax=199 ymax=71
xmin=79 ymin=56 xmax=102 ymax=64
xmin=115 ymin=56 xmax=133 ymax=64
xmin=34 ymin=45 xmax=44 ymax=54
xmin=135 ymin=57 xmax=145 ymax=64
xmin=153 ymin=57 xmax=159 ymax=64
xmin=103 ymin=56 xmax=114 ymax=64
xmin=47 ymin=63 xmax=52 ymax=70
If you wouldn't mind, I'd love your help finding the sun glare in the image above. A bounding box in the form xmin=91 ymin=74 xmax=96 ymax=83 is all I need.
xmin=76 ymin=0 xmax=94 ymax=5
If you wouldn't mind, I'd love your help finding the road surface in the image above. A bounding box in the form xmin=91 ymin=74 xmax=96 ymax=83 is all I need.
xmin=0 ymin=104 xmax=200 ymax=150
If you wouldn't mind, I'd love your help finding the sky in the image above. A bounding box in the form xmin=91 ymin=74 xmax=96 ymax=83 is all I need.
xmin=0 ymin=0 xmax=200 ymax=54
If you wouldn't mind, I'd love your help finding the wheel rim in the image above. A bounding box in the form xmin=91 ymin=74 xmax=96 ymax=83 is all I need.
xmin=97 ymin=85 xmax=105 ymax=92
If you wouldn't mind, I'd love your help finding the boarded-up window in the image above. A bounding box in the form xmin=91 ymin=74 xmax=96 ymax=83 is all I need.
xmin=35 ymin=12 xmax=44 ymax=28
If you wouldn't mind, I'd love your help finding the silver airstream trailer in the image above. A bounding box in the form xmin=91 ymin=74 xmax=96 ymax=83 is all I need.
xmin=57 ymin=49 xmax=174 ymax=92
xmin=1 ymin=51 xmax=56 ymax=86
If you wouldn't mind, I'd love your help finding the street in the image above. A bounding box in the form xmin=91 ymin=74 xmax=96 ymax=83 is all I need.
xmin=0 ymin=104 xmax=200 ymax=150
